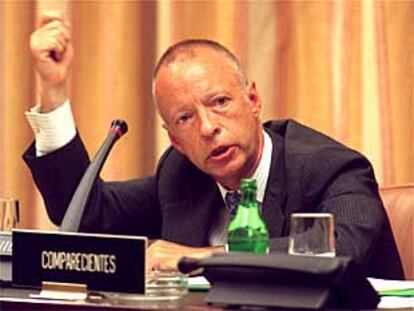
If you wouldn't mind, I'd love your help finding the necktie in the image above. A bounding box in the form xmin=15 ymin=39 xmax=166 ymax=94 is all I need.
xmin=225 ymin=191 xmax=241 ymax=218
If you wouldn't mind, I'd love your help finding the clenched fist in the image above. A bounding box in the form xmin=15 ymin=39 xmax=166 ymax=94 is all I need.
xmin=30 ymin=12 xmax=73 ymax=112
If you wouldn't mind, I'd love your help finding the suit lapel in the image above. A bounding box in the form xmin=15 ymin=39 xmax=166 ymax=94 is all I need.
xmin=186 ymin=181 xmax=222 ymax=245
xmin=161 ymin=172 xmax=222 ymax=247
xmin=262 ymin=128 xmax=287 ymax=238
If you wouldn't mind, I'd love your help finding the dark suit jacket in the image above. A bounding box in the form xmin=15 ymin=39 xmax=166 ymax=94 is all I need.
xmin=23 ymin=119 xmax=404 ymax=279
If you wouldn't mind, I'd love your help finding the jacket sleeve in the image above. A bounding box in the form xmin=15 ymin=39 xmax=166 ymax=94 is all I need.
xmin=299 ymin=146 xmax=399 ymax=273
xmin=23 ymin=133 xmax=162 ymax=238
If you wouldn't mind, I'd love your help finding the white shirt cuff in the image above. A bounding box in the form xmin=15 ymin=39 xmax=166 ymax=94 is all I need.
xmin=25 ymin=100 xmax=76 ymax=157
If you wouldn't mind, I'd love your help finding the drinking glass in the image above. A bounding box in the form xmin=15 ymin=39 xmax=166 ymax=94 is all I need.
xmin=288 ymin=213 xmax=335 ymax=257
xmin=0 ymin=197 xmax=19 ymax=231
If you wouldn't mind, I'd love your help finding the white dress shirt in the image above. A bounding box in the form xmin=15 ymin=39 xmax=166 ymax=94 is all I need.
xmin=25 ymin=100 xmax=76 ymax=157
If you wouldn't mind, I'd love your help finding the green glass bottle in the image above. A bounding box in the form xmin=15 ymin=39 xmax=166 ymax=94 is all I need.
xmin=227 ymin=178 xmax=269 ymax=254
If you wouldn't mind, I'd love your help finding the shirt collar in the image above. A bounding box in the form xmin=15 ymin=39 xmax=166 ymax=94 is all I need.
xmin=217 ymin=130 xmax=273 ymax=203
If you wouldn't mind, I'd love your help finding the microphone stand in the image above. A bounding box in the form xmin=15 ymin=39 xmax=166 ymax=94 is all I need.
xmin=60 ymin=119 xmax=128 ymax=232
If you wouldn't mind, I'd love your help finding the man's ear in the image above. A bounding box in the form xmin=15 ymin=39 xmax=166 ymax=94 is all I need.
xmin=246 ymin=81 xmax=262 ymax=117
xmin=164 ymin=125 xmax=185 ymax=154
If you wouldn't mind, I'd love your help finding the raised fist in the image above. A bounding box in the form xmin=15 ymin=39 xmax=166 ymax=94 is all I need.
xmin=30 ymin=12 xmax=73 ymax=111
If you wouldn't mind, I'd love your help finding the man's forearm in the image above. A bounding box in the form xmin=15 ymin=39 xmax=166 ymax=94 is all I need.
xmin=40 ymin=84 xmax=68 ymax=113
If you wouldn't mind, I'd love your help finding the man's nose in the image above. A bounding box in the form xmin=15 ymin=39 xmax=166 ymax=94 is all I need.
xmin=199 ymin=109 xmax=220 ymax=138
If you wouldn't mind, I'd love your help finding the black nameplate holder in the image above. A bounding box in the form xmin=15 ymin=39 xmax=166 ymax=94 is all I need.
xmin=12 ymin=229 xmax=146 ymax=295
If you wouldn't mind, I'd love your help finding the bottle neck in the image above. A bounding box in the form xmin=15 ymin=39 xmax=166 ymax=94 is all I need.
xmin=240 ymin=188 xmax=257 ymax=206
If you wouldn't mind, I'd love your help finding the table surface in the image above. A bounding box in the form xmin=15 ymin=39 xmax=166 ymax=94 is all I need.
xmin=0 ymin=287 xmax=220 ymax=311
xmin=2 ymin=286 xmax=413 ymax=311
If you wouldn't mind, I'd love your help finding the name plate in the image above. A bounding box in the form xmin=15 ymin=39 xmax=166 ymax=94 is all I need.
xmin=12 ymin=229 xmax=147 ymax=293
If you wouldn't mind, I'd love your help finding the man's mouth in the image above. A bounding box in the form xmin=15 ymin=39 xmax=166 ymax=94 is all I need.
xmin=208 ymin=145 xmax=236 ymax=161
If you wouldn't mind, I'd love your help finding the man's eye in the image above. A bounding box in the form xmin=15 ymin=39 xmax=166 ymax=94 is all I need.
xmin=215 ymin=96 xmax=229 ymax=107
xmin=176 ymin=113 xmax=192 ymax=125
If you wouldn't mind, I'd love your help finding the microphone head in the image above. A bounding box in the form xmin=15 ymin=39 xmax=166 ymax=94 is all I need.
xmin=110 ymin=119 xmax=128 ymax=138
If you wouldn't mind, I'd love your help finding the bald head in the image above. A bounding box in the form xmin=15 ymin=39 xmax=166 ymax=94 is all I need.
xmin=153 ymin=39 xmax=247 ymax=85
xmin=152 ymin=39 xmax=250 ymax=121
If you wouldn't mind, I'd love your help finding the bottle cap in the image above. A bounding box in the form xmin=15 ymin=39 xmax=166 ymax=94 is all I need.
xmin=240 ymin=178 xmax=257 ymax=191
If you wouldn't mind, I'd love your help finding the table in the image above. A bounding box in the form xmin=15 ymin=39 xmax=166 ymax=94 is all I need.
xmin=0 ymin=287 xmax=219 ymax=311
xmin=2 ymin=286 xmax=413 ymax=310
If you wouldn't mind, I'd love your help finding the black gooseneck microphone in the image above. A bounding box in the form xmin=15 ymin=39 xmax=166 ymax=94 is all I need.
xmin=60 ymin=119 xmax=128 ymax=232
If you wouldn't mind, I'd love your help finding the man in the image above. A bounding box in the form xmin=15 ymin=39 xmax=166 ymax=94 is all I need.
xmin=25 ymin=13 xmax=404 ymax=278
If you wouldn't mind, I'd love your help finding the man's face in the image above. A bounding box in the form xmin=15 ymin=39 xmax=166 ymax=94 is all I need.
xmin=154 ymin=49 xmax=263 ymax=189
